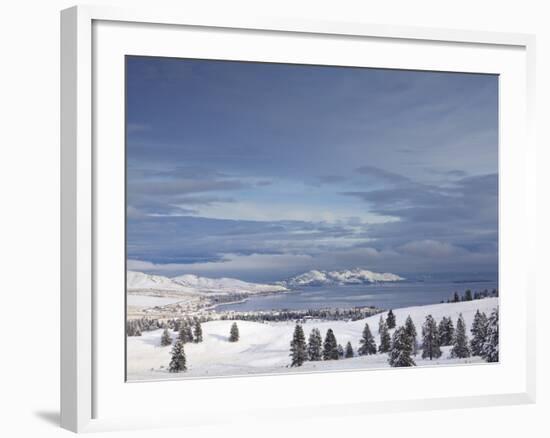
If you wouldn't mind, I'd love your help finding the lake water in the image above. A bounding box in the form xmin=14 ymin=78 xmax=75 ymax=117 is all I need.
xmin=215 ymin=279 xmax=498 ymax=312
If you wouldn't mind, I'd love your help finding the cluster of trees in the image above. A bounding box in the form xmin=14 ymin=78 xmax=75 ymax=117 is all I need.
xmin=401 ymin=309 xmax=499 ymax=365
xmin=220 ymin=306 xmax=380 ymax=323
xmin=168 ymin=321 xmax=240 ymax=373
xmin=126 ymin=317 xmax=164 ymax=337
xmin=289 ymin=307 xmax=499 ymax=368
xmin=126 ymin=315 xmax=209 ymax=337
xmin=161 ymin=319 xmax=203 ymax=347
xmin=447 ymin=288 xmax=498 ymax=304
xmin=162 ymin=319 xmax=203 ymax=347
xmin=384 ymin=308 xmax=499 ymax=366
xmin=289 ymin=310 xmax=401 ymax=367
xmin=166 ymin=320 xmax=204 ymax=373
xmin=290 ymin=326 xmax=350 ymax=366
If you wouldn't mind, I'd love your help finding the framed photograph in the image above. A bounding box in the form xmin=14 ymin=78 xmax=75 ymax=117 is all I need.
xmin=61 ymin=5 xmax=536 ymax=432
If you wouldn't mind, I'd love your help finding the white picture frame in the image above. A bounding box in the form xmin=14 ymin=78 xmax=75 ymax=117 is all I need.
xmin=61 ymin=4 xmax=536 ymax=433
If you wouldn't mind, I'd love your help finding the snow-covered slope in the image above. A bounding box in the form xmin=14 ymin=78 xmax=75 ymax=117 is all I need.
xmin=127 ymin=271 xmax=287 ymax=295
xmin=127 ymin=297 xmax=498 ymax=380
xmin=127 ymin=271 xmax=196 ymax=294
xmin=282 ymin=268 xmax=404 ymax=287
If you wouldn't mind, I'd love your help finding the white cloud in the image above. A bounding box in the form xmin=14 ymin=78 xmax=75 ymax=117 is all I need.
xmin=192 ymin=201 xmax=396 ymax=224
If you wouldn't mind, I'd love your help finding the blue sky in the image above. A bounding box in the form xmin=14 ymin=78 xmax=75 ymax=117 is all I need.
xmin=126 ymin=56 xmax=498 ymax=282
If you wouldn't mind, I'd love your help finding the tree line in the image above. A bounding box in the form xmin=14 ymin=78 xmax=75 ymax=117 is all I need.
xmin=446 ymin=288 xmax=498 ymax=304
xmin=220 ymin=306 xmax=380 ymax=323
xmin=289 ymin=307 xmax=499 ymax=368
xmin=127 ymin=307 xmax=382 ymax=337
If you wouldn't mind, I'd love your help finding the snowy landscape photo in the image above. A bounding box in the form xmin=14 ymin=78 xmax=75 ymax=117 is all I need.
xmin=125 ymin=57 xmax=499 ymax=381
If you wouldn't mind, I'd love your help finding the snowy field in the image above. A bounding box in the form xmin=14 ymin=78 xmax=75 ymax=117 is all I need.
xmin=127 ymin=297 xmax=498 ymax=381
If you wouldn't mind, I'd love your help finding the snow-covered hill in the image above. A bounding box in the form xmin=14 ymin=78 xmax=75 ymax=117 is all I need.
xmin=172 ymin=274 xmax=287 ymax=294
xmin=127 ymin=271 xmax=196 ymax=294
xmin=127 ymin=271 xmax=287 ymax=295
xmin=127 ymin=297 xmax=498 ymax=380
xmin=282 ymin=268 xmax=404 ymax=287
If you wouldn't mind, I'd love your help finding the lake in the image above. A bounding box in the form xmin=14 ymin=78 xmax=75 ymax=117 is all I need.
xmin=215 ymin=279 xmax=498 ymax=312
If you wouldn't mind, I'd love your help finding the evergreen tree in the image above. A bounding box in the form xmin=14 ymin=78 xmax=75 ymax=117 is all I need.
xmin=388 ymin=327 xmax=416 ymax=367
xmin=358 ymin=322 xmax=377 ymax=355
xmin=378 ymin=320 xmax=391 ymax=353
xmin=470 ymin=310 xmax=488 ymax=356
xmin=178 ymin=321 xmax=193 ymax=343
xmin=185 ymin=323 xmax=194 ymax=343
xmin=404 ymin=315 xmax=418 ymax=355
xmin=421 ymin=315 xmax=442 ymax=360
xmin=464 ymin=289 xmax=473 ymax=301
xmin=323 ymin=329 xmax=339 ymax=360
xmin=290 ymin=324 xmax=308 ymax=367
xmin=386 ymin=309 xmax=396 ymax=329
xmin=160 ymin=327 xmax=172 ymax=346
xmin=453 ymin=292 xmax=460 ymax=303
xmin=481 ymin=308 xmax=499 ymax=362
xmin=378 ymin=314 xmax=385 ymax=334
xmin=229 ymin=322 xmax=240 ymax=342
xmin=345 ymin=341 xmax=354 ymax=358
xmin=337 ymin=344 xmax=345 ymax=358
xmin=307 ymin=328 xmax=323 ymax=361
xmin=438 ymin=316 xmax=455 ymax=346
xmin=193 ymin=320 xmax=203 ymax=343
xmin=168 ymin=338 xmax=187 ymax=373
xmin=451 ymin=314 xmax=471 ymax=358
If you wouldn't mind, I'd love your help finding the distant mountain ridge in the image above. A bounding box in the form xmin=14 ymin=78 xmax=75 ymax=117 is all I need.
xmin=127 ymin=271 xmax=287 ymax=295
xmin=280 ymin=268 xmax=404 ymax=288
xmin=127 ymin=268 xmax=404 ymax=295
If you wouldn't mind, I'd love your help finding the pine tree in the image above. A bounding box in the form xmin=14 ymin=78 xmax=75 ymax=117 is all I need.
xmin=337 ymin=344 xmax=344 ymax=358
xmin=386 ymin=309 xmax=396 ymax=329
xmin=178 ymin=321 xmax=193 ymax=343
xmin=160 ymin=327 xmax=172 ymax=346
xmin=323 ymin=329 xmax=339 ymax=360
xmin=481 ymin=308 xmax=499 ymax=362
xmin=345 ymin=341 xmax=354 ymax=358
xmin=378 ymin=320 xmax=391 ymax=353
xmin=290 ymin=324 xmax=308 ymax=367
xmin=464 ymin=289 xmax=473 ymax=301
xmin=193 ymin=320 xmax=203 ymax=343
xmin=388 ymin=327 xmax=416 ymax=367
xmin=229 ymin=322 xmax=239 ymax=342
xmin=451 ymin=314 xmax=471 ymax=358
xmin=307 ymin=328 xmax=323 ymax=361
xmin=185 ymin=323 xmax=194 ymax=343
xmin=378 ymin=315 xmax=385 ymax=334
xmin=470 ymin=310 xmax=488 ymax=356
xmin=168 ymin=338 xmax=187 ymax=372
xmin=404 ymin=315 xmax=418 ymax=355
xmin=358 ymin=322 xmax=377 ymax=355
xmin=453 ymin=292 xmax=460 ymax=303
xmin=438 ymin=316 xmax=455 ymax=346
xmin=421 ymin=315 xmax=442 ymax=360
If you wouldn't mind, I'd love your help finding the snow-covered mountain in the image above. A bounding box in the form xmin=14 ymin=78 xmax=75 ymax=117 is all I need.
xmin=281 ymin=269 xmax=404 ymax=288
xmin=172 ymin=274 xmax=287 ymax=294
xmin=127 ymin=271 xmax=287 ymax=295
xmin=127 ymin=271 xmax=196 ymax=294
